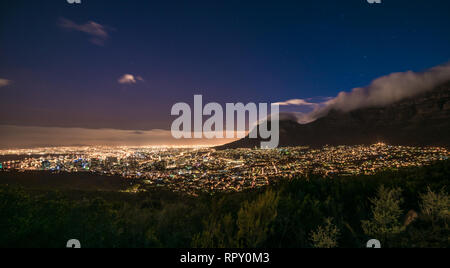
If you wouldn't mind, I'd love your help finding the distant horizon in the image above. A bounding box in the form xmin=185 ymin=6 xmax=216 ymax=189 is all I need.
xmin=0 ymin=125 xmax=239 ymax=149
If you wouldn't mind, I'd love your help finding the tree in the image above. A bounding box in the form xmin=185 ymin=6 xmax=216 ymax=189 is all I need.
xmin=236 ymin=190 xmax=279 ymax=248
xmin=398 ymin=187 xmax=449 ymax=248
xmin=310 ymin=218 xmax=340 ymax=248
xmin=420 ymin=187 xmax=449 ymax=225
xmin=362 ymin=186 xmax=405 ymax=247
xmin=192 ymin=213 xmax=236 ymax=248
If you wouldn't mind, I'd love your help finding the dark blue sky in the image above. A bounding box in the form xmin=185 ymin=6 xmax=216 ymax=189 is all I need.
xmin=1 ymin=0 xmax=450 ymax=130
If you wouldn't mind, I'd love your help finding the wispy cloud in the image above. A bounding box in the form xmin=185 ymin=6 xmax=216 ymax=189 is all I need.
xmin=274 ymin=97 xmax=330 ymax=124
xmin=275 ymin=99 xmax=319 ymax=107
xmin=0 ymin=78 xmax=11 ymax=88
xmin=118 ymin=74 xmax=144 ymax=85
xmin=59 ymin=18 xmax=111 ymax=46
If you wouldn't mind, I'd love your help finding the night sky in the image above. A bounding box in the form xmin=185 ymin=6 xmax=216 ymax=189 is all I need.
xmin=1 ymin=0 xmax=450 ymax=132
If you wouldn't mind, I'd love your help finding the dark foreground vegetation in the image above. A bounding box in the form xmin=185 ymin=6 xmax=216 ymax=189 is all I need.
xmin=0 ymin=161 xmax=449 ymax=248
xmin=0 ymin=171 xmax=136 ymax=192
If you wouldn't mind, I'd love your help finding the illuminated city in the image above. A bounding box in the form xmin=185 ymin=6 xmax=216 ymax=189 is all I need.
xmin=1 ymin=144 xmax=448 ymax=196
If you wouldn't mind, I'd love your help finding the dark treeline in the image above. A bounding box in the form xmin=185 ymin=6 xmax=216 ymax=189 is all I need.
xmin=0 ymin=161 xmax=449 ymax=248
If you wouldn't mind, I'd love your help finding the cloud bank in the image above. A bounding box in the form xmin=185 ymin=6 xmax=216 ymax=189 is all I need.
xmin=278 ymin=63 xmax=450 ymax=124
xmin=59 ymin=18 xmax=111 ymax=46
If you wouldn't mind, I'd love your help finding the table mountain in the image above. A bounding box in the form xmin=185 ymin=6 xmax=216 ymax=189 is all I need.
xmin=218 ymin=81 xmax=450 ymax=149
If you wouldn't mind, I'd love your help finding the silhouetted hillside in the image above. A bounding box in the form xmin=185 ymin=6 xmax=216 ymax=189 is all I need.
xmin=218 ymin=81 xmax=450 ymax=149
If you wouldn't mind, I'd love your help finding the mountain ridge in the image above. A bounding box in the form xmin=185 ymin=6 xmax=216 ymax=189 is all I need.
xmin=217 ymin=81 xmax=450 ymax=149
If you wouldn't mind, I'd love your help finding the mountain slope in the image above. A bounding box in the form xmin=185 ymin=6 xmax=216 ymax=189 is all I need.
xmin=218 ymin=81 xmax=450 ymax=149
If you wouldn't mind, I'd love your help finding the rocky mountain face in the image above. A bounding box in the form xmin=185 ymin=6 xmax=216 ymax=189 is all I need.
xmin=218 ymin=81 xmax=450 ymax=149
